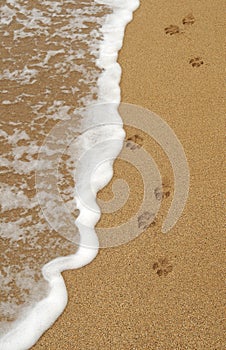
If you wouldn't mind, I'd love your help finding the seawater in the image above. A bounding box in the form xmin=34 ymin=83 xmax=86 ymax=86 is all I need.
xmin=0 ymin=0 xmax=139 ymax=349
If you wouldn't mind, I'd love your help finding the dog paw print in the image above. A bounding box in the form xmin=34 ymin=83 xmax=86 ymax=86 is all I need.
xmin=138 ymin=211 xmax=155 ymax=230
xmin=182 ymin=13 xmax=195 ymax=26
xmin=189 ymin=57 xmax=204 ymax=67
xmin=164 ymin=25 xmax=181 ymax=36
xmin=153 ymin=258 xmax=173 ymax=277
xmin=126 ymin=134 xmax=144 ymax=150
xmin=154 ymin=179 xmax=171 ymax=201
xmin=154 ymin=186 xmax=171 ymax=201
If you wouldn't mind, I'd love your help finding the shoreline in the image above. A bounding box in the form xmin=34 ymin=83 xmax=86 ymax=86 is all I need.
xmin=32 ymin=0 xmax=224 ymax=348
xmin=0 ymin=1 xmax=139 ymax=349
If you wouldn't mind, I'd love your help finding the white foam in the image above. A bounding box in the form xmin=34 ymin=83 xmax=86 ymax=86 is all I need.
xmin=0 ymin=0 xmax=140 ymax=349
xmin=0 ymin=67 xmax=38 ymax=85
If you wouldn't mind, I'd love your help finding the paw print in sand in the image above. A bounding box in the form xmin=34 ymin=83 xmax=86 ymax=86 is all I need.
xmin=126 ymin=134 xmax=144 ymax=151
xmin=165 ymin=14 xmax=195 ymax=37
xmin=182 ymin=13 xmax=195 ymax=26
xmin=154 ymin=186 xmax=170 ymax=201
xmin=153 ymin=258 xmax=173 ymax=277
xmin=138 ymin=211 xmax=156 ymax=230
xmin=164 ymin=25 xmax=181 ymax=36
xmin=189 ymin=57 xmax=204 ymax=67
xmin=154 ymin=178 xmax=171 ymax=201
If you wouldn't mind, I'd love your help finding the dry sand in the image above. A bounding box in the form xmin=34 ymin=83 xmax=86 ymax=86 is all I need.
xmin=31 ymin=0 xmax=225 ymax=349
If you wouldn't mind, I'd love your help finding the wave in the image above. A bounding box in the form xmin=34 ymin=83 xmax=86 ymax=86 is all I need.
xmin=0 ymin=0 xmax=140 ymax=349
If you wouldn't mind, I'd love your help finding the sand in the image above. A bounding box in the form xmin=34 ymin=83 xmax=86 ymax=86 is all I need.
xmin=30 ymin=0 xmax=224 ymax=348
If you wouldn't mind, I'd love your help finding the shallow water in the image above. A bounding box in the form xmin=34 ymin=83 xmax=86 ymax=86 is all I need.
xmin=0 ymin=0 xmax=109 ymax=328
xmin=0 ymin=0 xmax=139 ymax=348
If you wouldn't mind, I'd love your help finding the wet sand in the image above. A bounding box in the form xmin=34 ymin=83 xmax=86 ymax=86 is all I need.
xmin=31 ymin=0 xmax=225 ymax=349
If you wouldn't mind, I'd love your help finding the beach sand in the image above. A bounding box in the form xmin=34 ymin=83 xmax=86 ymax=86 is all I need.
xmin=30 ymin=0 xmax=225 ymax=349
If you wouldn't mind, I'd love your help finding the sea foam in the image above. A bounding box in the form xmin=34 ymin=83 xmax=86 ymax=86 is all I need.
xmin=0 ymin=0 xmax=140 ymax=349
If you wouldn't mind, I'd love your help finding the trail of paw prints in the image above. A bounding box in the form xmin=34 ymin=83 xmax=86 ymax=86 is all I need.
xmin=153 ymin=257 xmax=173 ymax=277
xmin=164 ymin=14 xmax=205 ymax=69
xmin=126 ymin=134 xmax=144 ymax=151
xmin=189 ymin=57 xmax=204 ymax=68
xmin=164 ymin=13 xmax=195 ymax=36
